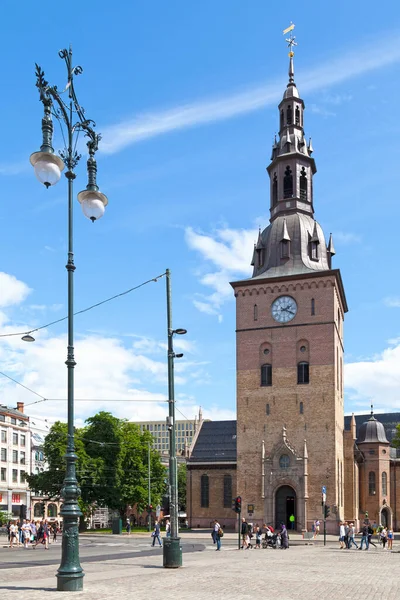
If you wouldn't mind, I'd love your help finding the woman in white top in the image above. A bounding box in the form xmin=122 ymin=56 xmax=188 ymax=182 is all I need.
xmin=339 ymin=522 xmax=346 ymax=549
xmin=9 ymin=522 xmax=18 ymax=549
xmin=22 ymin=520 xmax=31 ymax=549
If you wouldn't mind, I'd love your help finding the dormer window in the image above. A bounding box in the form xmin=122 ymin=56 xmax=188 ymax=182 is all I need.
xmin=281 ymin=239 xmax=290 ymax=258
xmin=310 ymin=241 xmax=319 ymax=260
xmin=283 ymin=166 xmax=293 ymax=199
xmin=300 ymin=167 xmax=307 ymax=201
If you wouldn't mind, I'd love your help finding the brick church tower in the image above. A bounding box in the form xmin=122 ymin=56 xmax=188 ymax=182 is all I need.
xmin=231 ymin=37 xmax=348 ymax=532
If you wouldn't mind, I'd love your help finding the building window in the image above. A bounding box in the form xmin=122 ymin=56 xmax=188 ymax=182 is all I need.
xmin=201 ymin=474 xmax=209 ymax=508
xmin=20 ymin=452 xmax=25 ymax=465
xmin=300 ymin=167 xmax=307 ymax=201
xmin=1 ymin=448 xmax=6 ymax=462
xmin=223 ymin=474 xmax=232 ymax=508
xmin=34 ymin=503 xmax=44 ymax=517
xmin=279 ymin=454 xmax=290 ymax=470
xmin=280 ymin=110 xmax=284 ymax=129
xmin=382 ymin=472 xmax=387 ymax=496
xmin=20 ymin=434 xmax=25 ymax=446
xmin=272 ymin=173 xmax=278 ymax=206
xmin=1 ymin=468 xmax=5 ymax=481
xmin=0 ymin=415 xmax=4 ymax=422
xmin=13 ymin=450 xmax=18 ymax=464
xmin=261 ymin=364 xmax=272 ymax=386
xmin=281 ymin=239 xmax=290 ymax=259
xmin=254 ymin=304 xmax=258 ymax=321
xmin=1 ymin=430 xmax=6 ymax=443
xmin=311 ymin=298 xmax=315 ymax=316
xmin=297 ymin=362 xmax=310 ymax=384
xmin=286 ymin=105 xmax=292 ymax=125
xmin=295 ymin=105 xmax=300 ymax=126
xmin=13 ymin=433 xmax=18 ymax=445
xmin=10 ymin=418 xmax=16 ymax=425
xmin=48 ymin=503 xmax=58 ymax=518
xmin=299 ymin=402 xmax=304 ymax=414
xmin=12 ymin=493 xmax=20 ymax=503
xmin=266 ymin=403 xmax=270 ymax=416
xmin=20 ymin=471 xmax=27 ymax=483
xmin=283 ymin=166 xmax=293 ymax=198
xmin=369 ymin=471 xmax=376 ymax=495
xmin=12 ymin=469 xmax=18 ymax=483
xmin=310 ymin=241 xmax=319 ymax=260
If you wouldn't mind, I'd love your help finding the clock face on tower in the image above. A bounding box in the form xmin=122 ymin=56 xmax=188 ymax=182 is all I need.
xmin=271 ymin=295 xmax=298 ymax=323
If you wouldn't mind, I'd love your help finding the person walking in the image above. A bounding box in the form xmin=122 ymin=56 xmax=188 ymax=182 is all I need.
xmin=240 ymin=517 xmax=248 ymax=549
xmin=387 ymin=528 xmax=393 ymax=550
xmin=359 ymin=523 xmax=369 ymax=550
xmin=21 ymin=520 xmax=31 ymax=549
xmin=339 ymin=522 xmax=346 ymax=549
xmin=347 ymin=523 xmax=358 ymax=549
xmin=165 ymin=519 xmax=171 ymax=538
xmin=367 ymin=525 xmax=378 ymax=549
xmin=151 ymin=521 xmax=162 ymax=547
xmin=52 ymin=522 xmax=58 ymax=542
xmin=30 ymin=521 xmax=37 ymax=548
xmin=126 ymin=518 xmax=131 ymax=535
xmin=42 ymin=521 xmax=49 ymax=550
xmin=255 ymin=526 xmax=262 ymax=549
xmin=9 ymin=521 xmax=18 ymax=549
xmin=280 ymin=523 xmax=289 ymax=549
xmin=212 ymin=520 xmax=222 ymax=551
xmin=380 ymin=527 xmax=388 ymax=549
xmin=313 ymin=519 xmax=320 ymax=539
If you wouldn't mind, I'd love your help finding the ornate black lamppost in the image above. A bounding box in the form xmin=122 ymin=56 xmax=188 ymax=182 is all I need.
xmin=30 ymin=47 xmax=108 ymax=592
xmin=163 ymin=269 xmax=185 ymax=568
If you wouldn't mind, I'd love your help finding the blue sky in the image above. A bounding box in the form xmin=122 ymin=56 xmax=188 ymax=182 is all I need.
xmin=0 ymin=1 xmax=399 ymax=424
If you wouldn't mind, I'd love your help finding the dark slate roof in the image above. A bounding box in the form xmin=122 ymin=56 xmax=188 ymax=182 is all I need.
xmin=189 ymin=421 xmax=237 ymax=463
xmin=344 ymin=413 xmax=400 ymax=445
xmin=0 ymin=405 xmax=28 ymax=419
xmin=357 ymin=416 xmax=389 ymax=444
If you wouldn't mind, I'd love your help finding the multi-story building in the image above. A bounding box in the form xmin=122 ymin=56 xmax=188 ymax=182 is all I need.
xmin=136 ymin=408 xmax=204 ymax=456
xmin=0 ymin=402 xmax=31 ymax=518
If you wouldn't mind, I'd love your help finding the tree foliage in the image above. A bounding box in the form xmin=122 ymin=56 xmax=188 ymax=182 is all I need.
xmin=177 ymin=463 xmax=187 ymax=511
xmin=26 ymin=411 xmax=166 ymax=517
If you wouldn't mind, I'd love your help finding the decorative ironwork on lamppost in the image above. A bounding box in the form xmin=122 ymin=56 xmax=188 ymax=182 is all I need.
xmin=163 ymin=268 xmax=186 ymax=568
xmin=30 ymin=47 xmax=108 ymax=592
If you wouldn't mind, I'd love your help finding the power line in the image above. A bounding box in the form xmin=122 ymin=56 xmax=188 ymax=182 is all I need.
xmin=0 ymin=272 xmax=166 ymax=339
xmin=0 ymin=371 xmax=47 ymax=401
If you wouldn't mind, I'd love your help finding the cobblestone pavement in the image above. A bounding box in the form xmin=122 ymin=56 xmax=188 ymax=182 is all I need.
xmin=0 ymin=539 xmax=397 ymax=599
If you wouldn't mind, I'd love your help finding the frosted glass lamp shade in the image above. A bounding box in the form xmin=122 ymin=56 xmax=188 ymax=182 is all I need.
xmin=30 ymin=151 xmax=65 ymax=188
xmin=77 ymin=189 xmax=108 ymax=222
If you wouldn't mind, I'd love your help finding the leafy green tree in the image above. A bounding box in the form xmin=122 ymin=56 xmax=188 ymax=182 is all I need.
xmin=392 ymin=424 xmax=400 ymax=449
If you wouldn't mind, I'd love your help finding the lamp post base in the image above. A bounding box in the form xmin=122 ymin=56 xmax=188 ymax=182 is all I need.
xmin=163 ymin=537 xmax=182 ymax=568
xmin=56 ymin=571 xmax=84 ymax=592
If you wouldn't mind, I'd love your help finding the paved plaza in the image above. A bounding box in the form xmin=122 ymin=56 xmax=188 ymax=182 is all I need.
xmin=0 ymin=532 xmax=398 ymax=599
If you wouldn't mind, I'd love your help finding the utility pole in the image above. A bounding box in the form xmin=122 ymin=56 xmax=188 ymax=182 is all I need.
xmin=148 ymin=442 xmax=151 ymax=532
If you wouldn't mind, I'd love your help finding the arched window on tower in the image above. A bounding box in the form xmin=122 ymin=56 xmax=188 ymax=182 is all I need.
xmin=382 ymin=472 xmax=387 ymax=496
xmin=310 ymin=241 xmax=319 ymax=260
xmin=261 ymin=364 xmax=272 ymax=386
xmin=369 ymin=471 xmax=376 ymax=496
xmin=295 ymin=105 xmax=300 ymax=125
xmin=283 ymin=166 xmax=293 ymax=199
xmin=272 ymin=173 xmax=278 ymax=206
xmin=311 ymin=298 xmax=315 ymax=315
xmin=281 ymin=239 xmax=290 ymax=259
xmin=254 ymin=304 xmax=258 ymax=321
xmin=201 ymin=474 xmax=209 ymax=507
xmin=300 ymin=167 xmax=307 ymax=201
xmin=286 ymin=105 xmax=292 ymax=125
xmin=280 ymin=110 xmax=284 ymax=130
xmin=297 ymin=362 xmax=309 ymax=384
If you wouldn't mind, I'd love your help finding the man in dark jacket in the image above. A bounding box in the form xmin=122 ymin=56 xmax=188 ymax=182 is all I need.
xmin=241 ymin=518 xmax=248 ymax=549
xmin=359 ymin=523 xmax=369 ymax=550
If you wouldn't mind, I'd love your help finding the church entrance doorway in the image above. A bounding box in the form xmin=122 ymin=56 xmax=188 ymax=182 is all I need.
xmin=275 ymin=485 xmax=296 ymax=529
xmin=381 ymin=507 xmax=391 ymax=528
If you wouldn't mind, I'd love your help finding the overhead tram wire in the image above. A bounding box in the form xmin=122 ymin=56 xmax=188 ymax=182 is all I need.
xmin=0 ymin=271 xmax=167 ymax=339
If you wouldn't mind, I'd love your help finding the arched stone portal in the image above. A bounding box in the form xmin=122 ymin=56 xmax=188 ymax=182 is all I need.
xmin=380 ymin=506 xmax=391 ymax=528
xmin=275 ymin=485 xmax=296 ymax=529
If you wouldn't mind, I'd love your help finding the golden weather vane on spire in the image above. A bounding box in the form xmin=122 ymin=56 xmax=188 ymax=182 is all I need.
xmin=283 ymin=22 xmax=297 ymax=57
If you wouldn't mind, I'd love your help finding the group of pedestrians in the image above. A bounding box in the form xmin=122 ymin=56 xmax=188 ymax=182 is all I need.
xmin=339 ymin=521 xmax=393 ymax=550
xmin=150 ymin=520 xmax=171 ymax=546
xmin=7 ymin=519 xmax=59 ymax=549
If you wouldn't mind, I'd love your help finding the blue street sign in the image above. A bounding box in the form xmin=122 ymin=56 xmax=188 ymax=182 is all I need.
xmin=322 ymin=485 xmax=326 ymax=494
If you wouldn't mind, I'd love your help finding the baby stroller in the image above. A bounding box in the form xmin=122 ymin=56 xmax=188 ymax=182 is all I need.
xmin=262 ymin=526 xmax=281 ymax=549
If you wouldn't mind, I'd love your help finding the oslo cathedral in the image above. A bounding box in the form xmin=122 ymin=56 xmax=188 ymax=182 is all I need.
xmin=187 ymin=35 xmax=400 ymax=533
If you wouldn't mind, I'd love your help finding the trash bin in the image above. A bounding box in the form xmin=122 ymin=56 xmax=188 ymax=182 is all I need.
xmin=112 ymin=517 xmax=122 ymax=534
xmin=163 ymin=537 xmax=182 ymax=568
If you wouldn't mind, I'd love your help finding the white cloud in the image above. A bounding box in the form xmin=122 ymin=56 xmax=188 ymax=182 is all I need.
xmin=334 ymin=231 xmax=362 ymax=244
xmin=384 ymin=297 xmax=400 ymax=308
xmin=100 ymin=33 xmax=400 ymax=154
xmin=309 ymin=104 xmax=336 ymax=117
xmin=185 ymin=226 xmax=255 ymax=318
xmin=345 ymin=342 xmax=400 ymax=411
xmin=0 ymin=272 xmax=31 ymax=307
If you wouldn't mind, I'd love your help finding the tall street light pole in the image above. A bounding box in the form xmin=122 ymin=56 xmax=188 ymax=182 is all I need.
xmin=164 ymin=269 xmax=186 ymax=568
xmin=29 ymin=47 xmax=108 ymax=592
